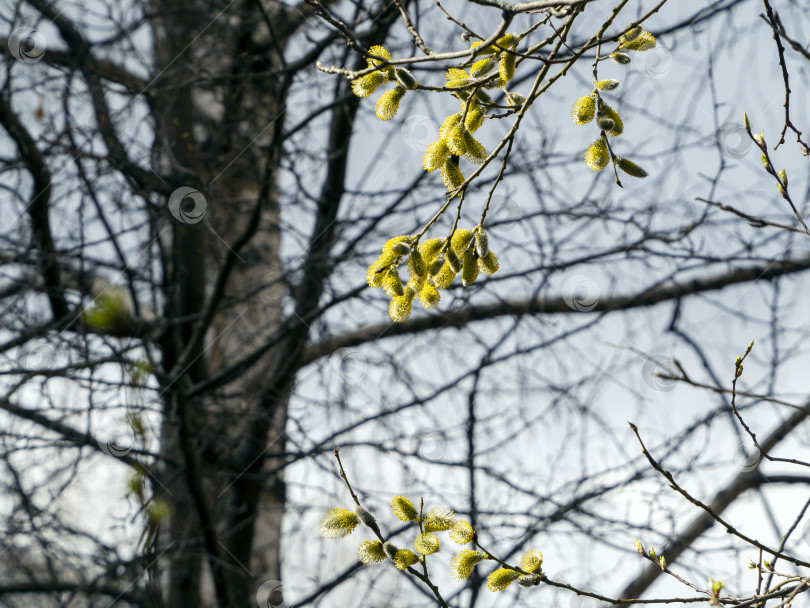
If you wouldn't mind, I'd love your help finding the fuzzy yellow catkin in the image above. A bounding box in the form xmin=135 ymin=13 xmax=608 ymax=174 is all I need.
xmin=478 ymin=251 xmax=499 ymax=274
xmin=471 ymin=57 xmax=497 ymax=78
xmin=464 ymin=107 xmax=484 ymax=132
xmin=571 ymin=94 xmax=596 ymax=125
xmin=382 ymin=270 xmax=404 ymax=296
xmin=351 ymin=71 xmax=387 ymax=98
xmin=498 ymin=52 xmax=515 ymax=82
xmin=447 ymin=124 xmax=468 ymax=155
xmin=584 ymin=139 xmax=609 ymax=171
xmin=434 ymin=260 xmax=457 ymax=288
xmin=423 ymin=139 xmax=450 ymax=172
xmin=440 ymin=159 xmax=465 ymax=191
xmin=418 ymin=283 xmax=440 ymax=308
xmin=375 ymin=86 xmax=406 ymax=121
xmin=474 ymin=229 xmax=489 ymax=258
xmin=408 ymin=250 xmax=427 ymax=279
xmin=462 ymin=250 xmax=479 ymax=286
xmin=462 ymin=131 xmax=486 ymax=163
xmin=595 ymin=79 xmax=620 ymax=91
xmin=487 ymin=567 xmax=520 ymax=591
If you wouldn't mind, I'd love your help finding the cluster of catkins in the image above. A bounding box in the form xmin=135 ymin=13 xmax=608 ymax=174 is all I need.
xmin=351 ymin=35 xmax=523 ymax=192
xmin=319 ymin=496 xmax=544 ymax=591
xmin=366 ymin=227 xmax=499 ymax=322
xmin=571 ymin=25 xmax=656 ymax=176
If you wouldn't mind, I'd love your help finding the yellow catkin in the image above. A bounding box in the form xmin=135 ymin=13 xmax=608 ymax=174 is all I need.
xmin=571 ymin=94 xmax=596 ymax=125
xmin=461 ymin=250 xmax=479 ymax=286
xmin=375 ymin=86 xmax=406 ymax=121
xmin=423 ymin=139 xmax=450 ymax=172
xmin=584 ymin=139 xmax=610 ymax=171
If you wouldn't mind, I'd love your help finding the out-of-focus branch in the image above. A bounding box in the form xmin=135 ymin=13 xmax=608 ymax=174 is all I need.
xmin=622 ymin=400 xmax=810 ymax=599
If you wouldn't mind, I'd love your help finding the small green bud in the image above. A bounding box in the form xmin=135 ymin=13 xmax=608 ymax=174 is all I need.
xmin=473 ymin=89 xmax=494 ymax=106
xmin=624 ymin=25 xmax=643 ymax=41
xmin=517 ymin=575 xmax=541 ymax=587
xmin=355 ymin=505 xmax=377 ymax=529
xmin=633 ymin=538 xmax=644 ymax=554
xmin=507 ymin=93 xmax=527 ymax=110
xmin=391 ymin=241 xmax=410 ymax=256
xmin=659 ymin=555 xmax=666 ymax=570
xmin=447 ymin=249 xmax=463 ymax=273
xmin=428 ymin=254 xmax=446 ymax=276
xmin=383 ymin=542 xmax=400 ymax=560
xmin=743 ymin=112 xmax=750 ymax=131
xmin=474 ymin=228 xmax=489 ymax=258
xmin=753 ymin=131 xmax=766 ymax=150
xmin=611 ymin=52 xmax=632 ymax=64
xmin=761 ymin=153 xmax=771 ymax=171
xmin=778 ymin=169 xmax=787 ymax=186
xmin=617 ymin=158 xmax=649 ymax=178
xmin=595 ymin=79 xmax=620 ymax=91
xmin=597 ymin=116 xmax=615 ymax=131
xmin=649 ymin=547 xmax=656 ymax=559
xmin=394 ymin=68 xmax=419 ymax=90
